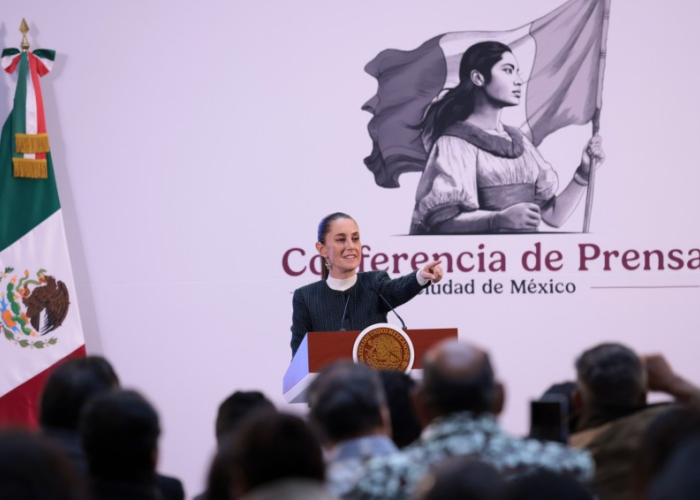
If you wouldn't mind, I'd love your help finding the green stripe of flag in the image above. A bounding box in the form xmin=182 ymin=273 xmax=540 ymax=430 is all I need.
xmin=0 ymin=117 xmax=61 ymax=252
xmin=32 ymin=49 xmax=56 ymax=61
xmin=1 ymin=48 xmax=20 ymax=58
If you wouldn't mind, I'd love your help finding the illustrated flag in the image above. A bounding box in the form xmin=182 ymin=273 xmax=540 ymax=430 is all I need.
xmin=0 ymin=45 xmax=85 ymax=427
xmin=363 ymin=0 xmax=610 ymax=188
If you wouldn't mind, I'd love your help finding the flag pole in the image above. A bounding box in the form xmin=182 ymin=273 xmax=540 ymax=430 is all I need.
xmin=583 ymin=0 xmax=611 ymax=233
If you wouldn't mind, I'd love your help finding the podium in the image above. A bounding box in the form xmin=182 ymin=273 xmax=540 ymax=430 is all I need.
xmin=283 ymin=328 xmax=457 ymax=403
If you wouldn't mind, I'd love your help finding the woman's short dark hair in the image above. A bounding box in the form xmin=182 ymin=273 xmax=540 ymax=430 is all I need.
xmin=79 ymin=389 xmax=160 ymax=483
xmin=215 ymin=390 xmax=276 ymax=444
xmin=212 ymin=412 xmax=324 ymax=497
xmin=40 ymin=356 xmax=120 ymax=430
xmin=421 ymin=41 xmax=512 ymax=146
xmin=317 ymin=212 xmax=355 ymax=279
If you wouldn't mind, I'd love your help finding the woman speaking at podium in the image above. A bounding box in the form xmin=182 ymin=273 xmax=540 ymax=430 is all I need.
xmin=290 ymin=212 xmax=444 ymax=356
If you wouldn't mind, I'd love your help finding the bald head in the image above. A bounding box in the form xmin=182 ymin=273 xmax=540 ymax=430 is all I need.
xmin=421 ymin=340 xmax=499 ymax=418
xmin=425 ymin=341 xmax=488 ymax=378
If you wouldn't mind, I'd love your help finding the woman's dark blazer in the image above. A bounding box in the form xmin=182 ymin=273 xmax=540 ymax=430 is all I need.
xmin=290 ymin=270 xmax=426 ymax=356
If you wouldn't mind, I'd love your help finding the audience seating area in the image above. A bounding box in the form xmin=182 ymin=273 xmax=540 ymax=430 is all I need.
xmin=1 ymin=339 xmax=698 ymax=500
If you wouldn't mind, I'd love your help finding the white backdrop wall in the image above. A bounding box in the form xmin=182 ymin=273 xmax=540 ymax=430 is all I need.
xmin=2 ymin=1 xmax=700 ymax=497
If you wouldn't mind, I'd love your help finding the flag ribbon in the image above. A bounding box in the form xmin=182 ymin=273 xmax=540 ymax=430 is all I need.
xmin=1 ymin=48 xmax=55 ymax=179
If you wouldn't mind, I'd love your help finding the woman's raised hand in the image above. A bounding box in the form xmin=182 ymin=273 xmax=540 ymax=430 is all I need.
xmin=420 ymin=260 xmax=444 ymax=283
xmin=580 ymin=135 xmax=605 ymax=175
xmin=498 ymin=203 xmax=541 ymax=230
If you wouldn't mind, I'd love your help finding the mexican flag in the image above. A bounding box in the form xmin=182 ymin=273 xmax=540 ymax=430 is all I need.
xmin=0 ymin=47 xmax=85 ymax=427
xmin=363 ymin=0 xmax=610 ymax=188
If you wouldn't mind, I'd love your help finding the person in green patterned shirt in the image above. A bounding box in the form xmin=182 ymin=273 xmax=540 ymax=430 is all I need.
xmin=347 ymin=340 xmax=593 ymax=499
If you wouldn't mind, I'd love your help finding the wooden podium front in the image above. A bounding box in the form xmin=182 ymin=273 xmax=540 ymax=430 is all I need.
xmin=283 ymin=328 xmax=457 ymax=403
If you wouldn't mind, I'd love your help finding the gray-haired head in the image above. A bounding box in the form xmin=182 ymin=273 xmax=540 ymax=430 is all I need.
xmin=575 ymin=343 xmax=646 ymax=410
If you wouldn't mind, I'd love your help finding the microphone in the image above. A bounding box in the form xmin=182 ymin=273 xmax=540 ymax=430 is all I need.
xmin=339 ymin=292 xmax=351 ymax=331
xmin=371 ymin=286 xmax=408 ymax=331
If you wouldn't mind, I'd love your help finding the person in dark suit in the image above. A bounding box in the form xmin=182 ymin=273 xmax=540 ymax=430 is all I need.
xmin=39 ymin=356 xmax=185 ymax=500
xmin=80 ymin=390 xmax=164 ymax=500
xmin=290 ymin=212 xmax=444 ymax=356
xmin=40 ymin=356 xmax=120 ymax=477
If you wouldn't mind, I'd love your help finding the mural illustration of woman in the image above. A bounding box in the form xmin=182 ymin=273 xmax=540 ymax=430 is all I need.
xmin=410 ymin=41 xmax=605 ymax=234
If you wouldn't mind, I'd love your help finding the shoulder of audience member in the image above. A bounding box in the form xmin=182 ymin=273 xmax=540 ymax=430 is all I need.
xmin=343 ymin=443 xmax=425 ymax=499
xmin=519 ymin=436 xmax=595 ymax=482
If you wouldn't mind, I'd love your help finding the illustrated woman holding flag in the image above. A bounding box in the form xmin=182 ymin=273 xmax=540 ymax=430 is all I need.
xmin=409 ymin=41 xmax=605 ymax=234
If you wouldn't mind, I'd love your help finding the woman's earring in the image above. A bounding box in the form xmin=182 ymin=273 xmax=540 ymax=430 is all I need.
xmin=325 ymin=259 xmax=331 ymax=270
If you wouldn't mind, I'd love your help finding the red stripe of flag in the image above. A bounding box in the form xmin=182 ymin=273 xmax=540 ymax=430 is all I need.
xmin=28 ymin=53 xmax=47 ymax=160
xmin=0 ymin=345 xmax=86 ymax=429
xmin=3 ymin=55 xmax=21 ymax=75
xmin=34 ymin=57 xmax=50 ymax=77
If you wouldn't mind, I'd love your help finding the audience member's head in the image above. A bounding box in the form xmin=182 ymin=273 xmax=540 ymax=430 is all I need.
xmin=216 ymin=391 xmax=275 ymax=444
xmin=419 ymin=340 xmax=503 ymax=420
xmin=204 ymin=444 xmax=234 ymax=500
xmin=80 ymin=389 xmax=160 ymax=484
xmin=209 ymin=412 xmax=324 ymax=499
xmin=414 ymin=457 xmax=505 ymax=500
xmin=40 ymin=355 xmax=120 ymax=430
xmin=648 ymin=437 xmax=700 ymax=500
xmin=503 ymin=469 xmax=594 ymax=500
xmin=307 ymin=360 xmax=388 ymax=445
xmin=379 ymin=369 xmax=422 ymax=448
xmin=632 ymin=406 xmax=700 ymax=500
xmin=0 ymin=430 xmax=89 ymax=500
xmin=238 ymin=479 xmax=334 ymax=500
xmin=575 ymin=343 xmax=646 ymax=413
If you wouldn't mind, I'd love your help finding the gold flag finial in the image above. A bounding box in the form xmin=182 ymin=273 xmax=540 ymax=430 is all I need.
xmin=20 ymin=19 xmax=30 ymax=51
